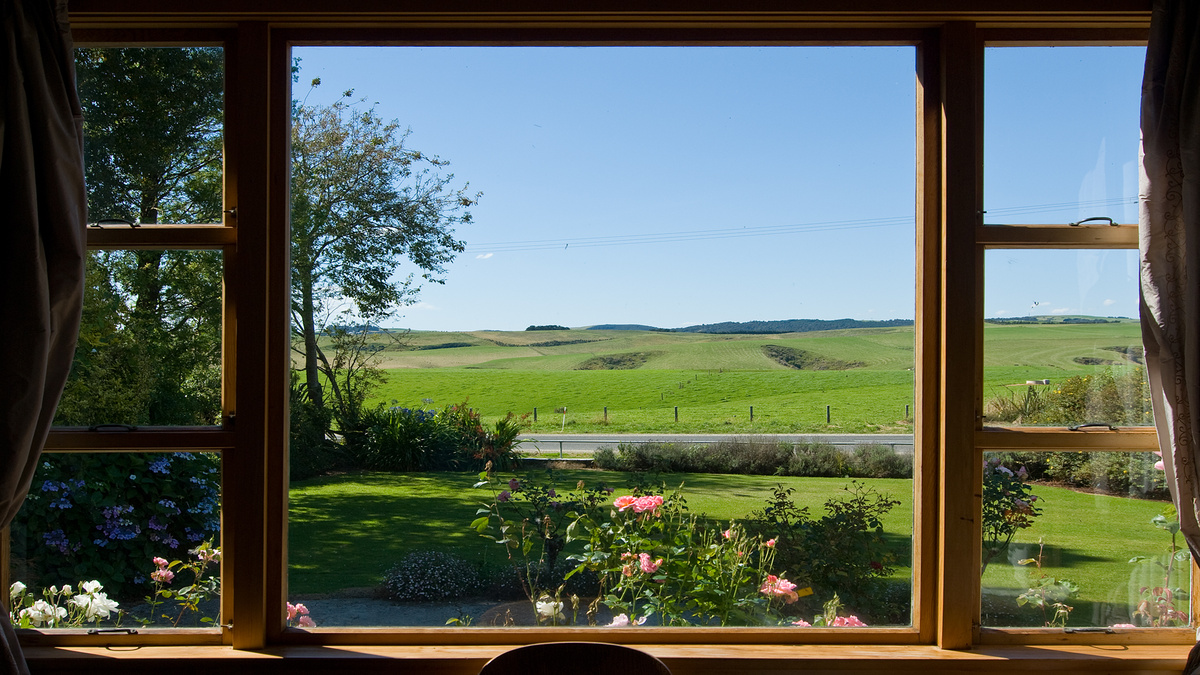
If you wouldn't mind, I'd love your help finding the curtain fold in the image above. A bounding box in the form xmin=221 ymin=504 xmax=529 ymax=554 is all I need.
xmin=1140 ymin=0 xmax=1200 ymax=666
xmin=0 ymin=0 xmax=86 ymax=672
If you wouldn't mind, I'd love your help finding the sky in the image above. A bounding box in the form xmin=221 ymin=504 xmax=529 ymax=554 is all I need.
xmin=292 ymin=45 xmax=1146 ymax=332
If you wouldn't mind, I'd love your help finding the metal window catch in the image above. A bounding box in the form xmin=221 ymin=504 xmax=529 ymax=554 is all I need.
xmin=1064 ymin=627 xmax=1114 ymax=634
xmin=87 ymin=627 xmax=138 ymax=635
xmin=89 ymin=218 xmax=138 ymax=229
xmin=1068 ymin=422 xmax=1118 ymax=431
xmin=1068 ymin=216 xmax=1117 ymax=226
xmin=88 ymin=424 xmax=139 ymax=432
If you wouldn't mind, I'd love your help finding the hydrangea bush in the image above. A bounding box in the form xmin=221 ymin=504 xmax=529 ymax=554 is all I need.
xmin=11 ymin=452 xmax=220 ymax=598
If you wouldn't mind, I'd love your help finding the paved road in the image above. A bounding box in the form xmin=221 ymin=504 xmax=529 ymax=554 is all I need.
xmin=515 ymin=433 xmax=914 ymax=457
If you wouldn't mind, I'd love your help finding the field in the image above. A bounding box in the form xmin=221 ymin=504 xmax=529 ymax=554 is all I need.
xmin=347 ymin=320 xmax=1146 ymax=434
xmin=287 ymin=469 xmax=1179 ymax=627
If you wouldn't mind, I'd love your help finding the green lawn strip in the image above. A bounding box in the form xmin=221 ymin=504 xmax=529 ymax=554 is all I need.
xmin=980 ymin=484 xmax=1181 ymax=627
xmin=287 ymin=471 xmax=915 ymax=596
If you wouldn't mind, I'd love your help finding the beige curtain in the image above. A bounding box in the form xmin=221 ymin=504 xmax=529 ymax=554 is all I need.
xmin=1141 ymin=2 xmax=1200 ymax=671
xmin=0 ymin=0 xmax=86 ymax=672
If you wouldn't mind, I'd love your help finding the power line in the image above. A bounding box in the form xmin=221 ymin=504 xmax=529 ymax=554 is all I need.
xmin=464 ymin=196 xmax=1139 ymax=254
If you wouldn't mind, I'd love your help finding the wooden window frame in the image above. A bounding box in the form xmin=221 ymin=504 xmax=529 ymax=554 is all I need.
xmin=16 ymin=5 xmax=1192 ymax=665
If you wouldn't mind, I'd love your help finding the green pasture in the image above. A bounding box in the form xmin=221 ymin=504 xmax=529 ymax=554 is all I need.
xmin=358 ymin=322 xmax=1147 ymax=433
xmin=287 ymin=469 xmax=1182 ymax=626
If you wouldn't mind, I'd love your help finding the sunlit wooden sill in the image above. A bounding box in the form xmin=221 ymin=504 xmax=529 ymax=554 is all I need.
xmin=24 ymin=643 xmax=1194 ymax=674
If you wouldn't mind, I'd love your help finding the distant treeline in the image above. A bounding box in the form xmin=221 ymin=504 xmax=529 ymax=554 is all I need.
xmin=587 ymin=319 xmax=913 ymax=334
xmin=984 ymin=316 xmax=1126 ymax=325
xmin=526 ymin=324 xmax=570 ymax=331
xmin=675 ymin=318 xmax=914 ymax=334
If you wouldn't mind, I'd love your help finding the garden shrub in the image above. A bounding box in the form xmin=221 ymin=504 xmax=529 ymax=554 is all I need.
xmin=335 ymin=402 xmax=527 ymax=474
xmin=382 ymin=550 xmax=480 ymax=602
xmin=845 ymin=444 xmax=913 ymax=478
xmin=986 ymin=366 xmax=1152 ymax=427
xmin=12 ymin=453 xmax=220 ymax=599
xmin=594 ymin=439 xmax=910 ymax=479
xmin=749 ymin=482 xmax=901 ymax=621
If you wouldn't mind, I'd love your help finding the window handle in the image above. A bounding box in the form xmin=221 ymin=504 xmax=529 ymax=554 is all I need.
xmin=1068 ymin=422 xmax=1118 ymax=431
xmin=1068 ymin=216 xmax=1116 ymax=226
xmin=87 ymin=424 xmax=139 ymax=432
xmin=87 ymin=628 xmax=138 ymax=635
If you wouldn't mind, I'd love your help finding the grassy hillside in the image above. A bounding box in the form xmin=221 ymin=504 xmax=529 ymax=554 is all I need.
xmin=352 ymin=321 xmax=1146 ymax=434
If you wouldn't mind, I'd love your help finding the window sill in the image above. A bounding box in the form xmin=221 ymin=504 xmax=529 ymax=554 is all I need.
xmin=25 ymin=643 xmax=1193 ymax=674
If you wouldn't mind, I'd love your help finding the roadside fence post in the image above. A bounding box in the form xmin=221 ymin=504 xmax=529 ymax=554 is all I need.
xmin=674 ymin=406 xmax=679 ymax=422
xmin=826 ymin=405 xmax=831 ymax=424
xmin=750 ymin=406 xmax=754 ymax=422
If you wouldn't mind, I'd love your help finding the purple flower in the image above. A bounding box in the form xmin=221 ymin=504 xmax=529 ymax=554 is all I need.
xmin=497 ymin=490 xmax=511 ymax=503
xmin=508 ymin=478 xmax=520 ymax=491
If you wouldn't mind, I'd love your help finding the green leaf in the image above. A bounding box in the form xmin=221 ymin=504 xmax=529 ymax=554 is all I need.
xmin=470 ymin=516 xmax=490 ymax=532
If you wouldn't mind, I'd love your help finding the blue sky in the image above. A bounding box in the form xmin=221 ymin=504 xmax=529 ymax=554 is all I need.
xmin=293 ymin=45 xmax=1145 ymax=332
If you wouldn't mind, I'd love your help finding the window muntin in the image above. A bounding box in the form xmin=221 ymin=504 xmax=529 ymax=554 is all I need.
xmin=285 ymin=45 xmax=916 ymax=629
xmin=980 ymin=450 xmax=1186 ymax=629
xmin=983 ymin=46 xmax=1144 ymax=226
xmin=982 ymin=249 xmax=1150 ymax=429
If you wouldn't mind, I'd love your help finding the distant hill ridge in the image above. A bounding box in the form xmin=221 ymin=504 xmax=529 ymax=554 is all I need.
xmin=587 ymin=318 xmax=914 ymax=334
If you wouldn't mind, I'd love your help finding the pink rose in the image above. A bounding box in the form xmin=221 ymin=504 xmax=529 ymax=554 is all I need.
xmin=638 ymin=553 xmax=662 ymax=574
xmin=631 ymin=495 xmax=663 ymax=514
xmin=722 ymin=529 xmax=732 ymax=539
xmin=759 ymin=575 xmax=799 ymax=603
xmin=286 ymin=602 xmax=299 ymax=621
xmin=613 ymin=495 xmax=638 ymax=511
xmin=791 ymin=619 xmax=812 ymax=627
xmin=297 ymin=615 xmax=316 ymax=628
xmin=831 ymin=615 xmax=867 ymax=627
xmin=152 ymin=557 xmax=168 ymax=568
xmin=764 ymin=538 xmax=776 ymax=548
xmin=150 ymin=568 xmax=174 ymax=584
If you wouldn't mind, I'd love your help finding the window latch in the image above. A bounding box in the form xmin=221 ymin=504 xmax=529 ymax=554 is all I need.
xmin=89 ymin=218 xmax=138 ymax=229
xmin=87 ymin=627 xmax=138 ymax=635
xmin=1068 ymin=422 xmax=1118 ymax=431
xmin=1068 ymin=216 xmax=1117 ymax=226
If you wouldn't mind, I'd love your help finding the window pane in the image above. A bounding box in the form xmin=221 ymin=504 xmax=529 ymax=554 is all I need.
xmin=54 ymin=250 xmax=224 ymax=428
xmin=981 ymin=451 xmax=1186 ymax=628
xmin=287 ymin=46 xmax=915 ymax=629
xmin=9 ymin=452 xmax=221 ymax=629
xmin=983 ymin=249 xmax=1150 ymax=428
xmin=983 ymin=46 xmax=1144 ymax=225
xmin=78 ymin=47 xmax=224 ymax=226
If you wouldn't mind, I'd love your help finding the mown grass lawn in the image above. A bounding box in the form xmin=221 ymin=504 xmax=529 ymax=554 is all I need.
xmin=287 ymin=469 xmax=1183 ymax=626
xmin=287 ymin=470 xmax=914 ymax=595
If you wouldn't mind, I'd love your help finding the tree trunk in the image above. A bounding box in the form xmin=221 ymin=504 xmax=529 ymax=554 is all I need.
xmin=301 ymin=276 xmax=324 ymax=409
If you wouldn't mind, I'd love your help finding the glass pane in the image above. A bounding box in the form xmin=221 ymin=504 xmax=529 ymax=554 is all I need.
xmin=54 ymin=250 xmax=224 ymax=427
xmin=287 ymin=45 xmax=915 ymax=629
xmin=983 ymin=46 xmax=1144 ymax=225
xmin=981 ymin=451 xmax=1187 ymax=628
xmin=9 ymin=452 xmax=221 ymax=629
xmin=78 ymin=47 xmax=224 ymax=226
xmin=983 ymin=249 xmax=1150 ymax=428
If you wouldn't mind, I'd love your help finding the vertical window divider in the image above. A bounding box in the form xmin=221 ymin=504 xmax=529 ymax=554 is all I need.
xmin=937 ymin=20 xmax=984 ymax=650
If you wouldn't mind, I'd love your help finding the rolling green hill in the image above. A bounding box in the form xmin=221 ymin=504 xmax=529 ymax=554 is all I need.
xmin=353 ymin=320 xmax=1146 ymax=434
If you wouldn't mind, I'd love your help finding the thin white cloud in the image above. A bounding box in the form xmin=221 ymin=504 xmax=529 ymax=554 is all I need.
xmin=1050 ymin=307 xmax=1071 ymax=315
xmin=407 ymin=301 xmax=438 ymax=312
xmin=1103 ymin=298 xmax=1116 ymax=306
xmin=994 ymin=310 xmax=1010 ymax=317
xmin=476 ymin=253 xmax=494 ymax=259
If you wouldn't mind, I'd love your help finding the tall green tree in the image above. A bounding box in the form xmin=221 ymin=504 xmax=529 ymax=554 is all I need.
xmin=59 ymin=48 xmax=225 ymax=426
xmin=290 ymin=85 xmax=478 ymax=415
